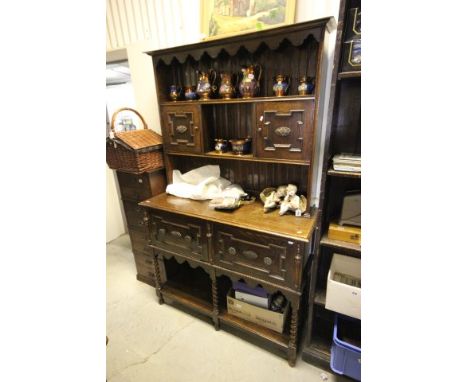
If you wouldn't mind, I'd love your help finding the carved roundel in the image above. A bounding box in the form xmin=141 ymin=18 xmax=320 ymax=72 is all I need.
xmin=264 ymin=256 xmax=273 ymax=266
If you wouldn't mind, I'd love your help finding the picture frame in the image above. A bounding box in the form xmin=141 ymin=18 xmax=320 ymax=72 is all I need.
xmin=201 ymin=0 xmax=296 ymax=41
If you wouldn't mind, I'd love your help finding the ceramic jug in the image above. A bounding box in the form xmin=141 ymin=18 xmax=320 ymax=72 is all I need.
xmin=272 ymin=74 xmax=289 ymax=97
xmin=239 ymin=65 xmax=262 ymax=98
xmin=169 ymin=85 xmax=181 ymax=101
xmin=196 ymin=69 xmax=217 ymax=100
xmin=219 ymin=73 xmax=235 ymax=99
xmin=297 ymin=76 xmax=314 ymax=95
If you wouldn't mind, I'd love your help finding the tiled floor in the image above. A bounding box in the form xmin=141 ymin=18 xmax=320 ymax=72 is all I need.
xmin=107 ymin=234 xmax=345 ymax=382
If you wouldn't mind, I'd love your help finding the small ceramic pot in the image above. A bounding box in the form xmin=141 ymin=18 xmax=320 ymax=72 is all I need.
xmin=229 ymin=138 xmax=252 ymax=155
xmin=297 ymin=76 xmax=314 ymax=95
xmin=214 ymin=139 xmax=229 ymax=153
xmin=184 ymin=85 xmax=197 ymax=100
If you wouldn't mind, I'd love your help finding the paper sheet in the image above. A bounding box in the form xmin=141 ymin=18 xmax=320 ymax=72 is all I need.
xmin=166 ymin=165 xmax=245 ymax=200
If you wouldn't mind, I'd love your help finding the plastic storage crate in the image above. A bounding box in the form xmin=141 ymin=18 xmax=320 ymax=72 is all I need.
xmin=330 ymin=315 xmax=361 ymax=381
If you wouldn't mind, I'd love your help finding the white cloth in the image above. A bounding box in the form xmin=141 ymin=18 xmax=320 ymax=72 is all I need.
xmin=166 ymin=165 xmax=245 ymax=200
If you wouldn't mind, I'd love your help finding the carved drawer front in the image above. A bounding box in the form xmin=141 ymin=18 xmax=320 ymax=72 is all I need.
xmin=162 ymin=105 xmax=202 ymax=153
xmin=117 ymin=172 xmax=152 ymax=201
xmin=256 ymin=101 xmax=315 ymax=161
xmin=123 ymin=201 xmax=146 ymax=230
xmin=148 ymin=211 xmax=208 ymax=261
xmin=213 ymin=225 xmax=304 ymax=289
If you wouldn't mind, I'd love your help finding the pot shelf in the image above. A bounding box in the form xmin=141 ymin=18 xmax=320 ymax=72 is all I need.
xmin=160 ymin=95 xmax=314 ymax=106
xmin=167 ymin=151 xmax=310 ymax=166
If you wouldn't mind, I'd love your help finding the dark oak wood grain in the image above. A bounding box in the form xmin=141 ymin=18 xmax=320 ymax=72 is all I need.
xmin=115 ymin=168 xmax=167 ymax=287
xmin=141 ymin=193 xmax=317 ymax=242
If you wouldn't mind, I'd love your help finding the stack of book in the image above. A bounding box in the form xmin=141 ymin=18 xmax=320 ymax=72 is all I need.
xmin=332 ymin=153 xmax=361 ymax=173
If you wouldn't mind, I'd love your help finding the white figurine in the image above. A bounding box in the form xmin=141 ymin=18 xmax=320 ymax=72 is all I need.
xmin=279 ymin=184 xmax=307 ymax=216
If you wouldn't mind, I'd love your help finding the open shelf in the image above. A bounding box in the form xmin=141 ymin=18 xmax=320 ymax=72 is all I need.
xmin=327 ymin=168 xmax=361 ymax=178
xmin=161 ymin=95 xmax=315 ymax=106
xmin=314 ymin=288 xmax=326 ymax=306
xmin=219 ymin=309 xmax=289 ymax=349
xmin=337 ymin=71 xmax=361 ymax=79
xmin=161 ymin=257 xmax=213 ymax=316
xmin=302 ymin=335 xmax=332 ymax=366
xmin=167 ymin=151 xmax=310 ymax=166
xmin=320 ymin=232 xmax=361 ymax=255
xmin=161 ymin=283 xmax=213 ymax=316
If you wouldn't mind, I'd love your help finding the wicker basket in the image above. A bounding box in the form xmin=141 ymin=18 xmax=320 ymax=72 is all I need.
xmin=106 ymin=108 xmax=164 ymax=174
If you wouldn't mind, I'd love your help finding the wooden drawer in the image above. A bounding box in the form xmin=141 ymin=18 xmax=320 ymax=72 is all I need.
xmin=129 ymin=229 xmax=152 ymax=255
xmin=148 ymin=210 xmax=209 ymax=262
xmin=213 ymin=224 xmax=304 ymax=289
xmin=117 ymin=170 xmax=166 ymax=202
xmin=123 ymin=201 xmax=146 ymax=229
xmin=161 ymin=104 xmax=202 ymax=153
xmin=255 ymin=100 xmax=315 ymax=161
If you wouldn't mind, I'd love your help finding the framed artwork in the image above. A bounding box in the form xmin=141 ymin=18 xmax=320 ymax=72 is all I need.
xmin=201 ymin=0 xmax=296 ymax=40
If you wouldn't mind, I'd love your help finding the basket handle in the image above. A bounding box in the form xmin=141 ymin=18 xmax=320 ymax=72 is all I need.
xmin=111 ymin=107 xmax=148 ymax=133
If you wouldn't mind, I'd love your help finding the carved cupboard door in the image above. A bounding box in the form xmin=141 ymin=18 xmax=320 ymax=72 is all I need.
xmin=256 ymin=101 xmax=315 ymax=161
xmin=161 ymin=104 xmax=202 ymax=153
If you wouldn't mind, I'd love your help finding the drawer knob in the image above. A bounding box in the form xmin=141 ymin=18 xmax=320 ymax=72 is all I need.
xmin=194 ymin=125 xmax=199 ymax=131
xmin=228 ymin=247 xmax=236 ymax=255
xmin=138 ymin=178 xmax=143 ymax=184
xmin=243 ymin=250 xmax=258 ymax=260
xmin=184 ymin=235 xmax=191 ymax=242
xmin=264 ymin=257 xmax=272 ymax=266
xmin=171 ymin=230 xmax=182 ymax=238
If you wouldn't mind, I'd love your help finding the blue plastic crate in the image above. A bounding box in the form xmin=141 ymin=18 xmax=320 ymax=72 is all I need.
xmin=330 ymin=315 xmax=361 ymax=381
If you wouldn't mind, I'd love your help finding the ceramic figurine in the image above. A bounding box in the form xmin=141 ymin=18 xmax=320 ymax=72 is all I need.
xmin=297 ymin=76 xmax=314 ymax=95
xmin=169 ymin=85 xmax=181 ymax=101
xmin=196 ymin=70 xmax=217 ymax=100
xmin=260 ymin=186 xmax=285 ymax=212
xmin=239 ymin=64 xmax=262 ymax=98
xmin=260 ymin=184 xmax=307 ymax=215
xmin=279 ymin=184 xmax=307 ymax=216
xmin=219 ymin=73 xmax=235 ymax=99
xmin=184 ymin=85 xmax=197 ymax=100
xmin=272 ymin=74 xmax=289 ymax=96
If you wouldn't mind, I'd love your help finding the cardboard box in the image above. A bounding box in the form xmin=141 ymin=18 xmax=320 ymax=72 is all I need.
xmin=328 ymin=222 xmax=361 ymax=245
xmin=227 ymin=289 xmax=288 ymax=333
xmin=325 ymin=254 xmax=361 ymax=319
